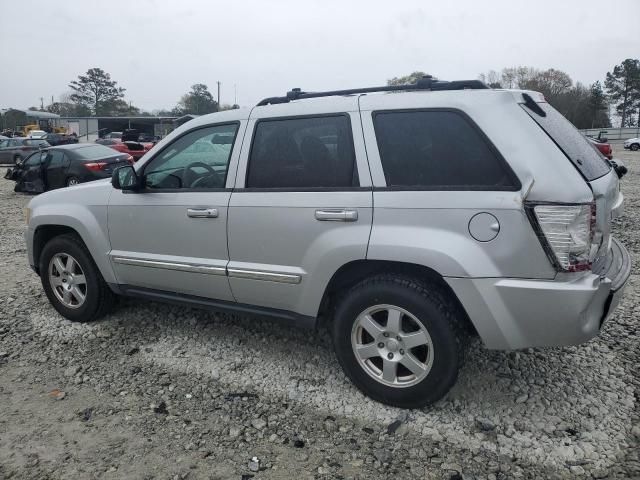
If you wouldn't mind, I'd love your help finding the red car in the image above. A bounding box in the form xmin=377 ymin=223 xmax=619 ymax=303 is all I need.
xmin=95 ymin=139 xmax=153 ymax=161
xmin=585 ymin=136 xmax=612 ymax=159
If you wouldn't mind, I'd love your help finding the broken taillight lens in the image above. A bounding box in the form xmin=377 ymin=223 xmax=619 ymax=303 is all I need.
xmin=528 ymin=202 xmax=597 ymax=272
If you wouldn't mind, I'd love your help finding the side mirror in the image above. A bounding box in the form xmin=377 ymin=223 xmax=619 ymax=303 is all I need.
xmin=610 ymin=159 xmax=628 ymax=179
xmin=112 ymin=165 xmax=142 ymax=191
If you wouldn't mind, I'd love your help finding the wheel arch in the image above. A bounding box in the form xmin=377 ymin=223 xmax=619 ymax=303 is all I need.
xmin=318 ymin=259 xmax=477 ymax=336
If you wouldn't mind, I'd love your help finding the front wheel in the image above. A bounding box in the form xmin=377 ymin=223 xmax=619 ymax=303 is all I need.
xmin=40 ymin=234 xmax=116 ymax=322
xmin=332 ymin=275 xmax=466 ymax=408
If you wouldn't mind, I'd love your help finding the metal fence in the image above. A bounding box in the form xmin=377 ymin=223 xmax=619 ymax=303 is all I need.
xmin=580 ymin=127 xmax=640 ymax=140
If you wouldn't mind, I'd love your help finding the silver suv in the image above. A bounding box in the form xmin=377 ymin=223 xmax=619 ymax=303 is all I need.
xmin=24 ymin=78 xmax=631 ymax=408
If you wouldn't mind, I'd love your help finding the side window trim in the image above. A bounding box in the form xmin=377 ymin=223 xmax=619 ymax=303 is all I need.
xmin=243 ymin=112 xmax=362 ymax=191
xmin=371 ymin=108 xmax=521 ymax=191
xmin=140 ymin=121 xmax=241 ymax=192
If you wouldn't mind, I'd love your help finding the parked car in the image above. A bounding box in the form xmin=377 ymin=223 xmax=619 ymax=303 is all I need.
xmin=623 ymin=137 xmax=640 ymax=151
xmin=106 ymin=140 xmax=152 ymax=161
xmin=23 ymin=78 xmax=631 ymax=408
xmin=7 ymin=144 xmax=133 ymax=193
xmin=105 ymin=131 xmax=123 ymax=140
xmin=41 ymin=133 xmax=79 ymax=146
xmin=585 ymin=135 xmax=613 ymax=159
xmin=0 ymin=137 xmax=49 ymax=164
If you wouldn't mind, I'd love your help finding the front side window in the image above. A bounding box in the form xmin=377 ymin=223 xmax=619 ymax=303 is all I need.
xmin=246 ymin=115 xmax=357 ymax=188
xmin=24 ymin=151 xmax=47 ymax=167
xmin=373 ymin=110 xmax=519 ymax=190
xmin=144 ymin=123 xmax=238 ymax=189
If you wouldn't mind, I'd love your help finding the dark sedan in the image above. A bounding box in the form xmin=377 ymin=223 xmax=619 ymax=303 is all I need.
xmin=5 ymin=144 xmax=133 ymax=193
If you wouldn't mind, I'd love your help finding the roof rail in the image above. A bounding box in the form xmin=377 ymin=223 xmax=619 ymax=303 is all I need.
xmin=256 ymin=76 xmax=488 ymax=106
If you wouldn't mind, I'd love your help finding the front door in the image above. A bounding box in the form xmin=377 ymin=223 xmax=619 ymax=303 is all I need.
xmin=17 ymin=151 xmax=47 ymax=193
xmin=44 ymin=150 xmax=69 ymax=189
xmin=107 ymin=121 xmax=244 ymax=300
xmin=227 ymin=101 xmax=373 ymax=318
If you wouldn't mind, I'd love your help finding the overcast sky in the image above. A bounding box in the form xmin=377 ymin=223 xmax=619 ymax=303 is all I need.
xmin=1 ymin=0 xmax=638 ymax=112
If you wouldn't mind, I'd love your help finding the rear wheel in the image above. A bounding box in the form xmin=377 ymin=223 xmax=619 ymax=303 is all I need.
xmin=40 ymin=234 xmax=115 ymax=322
xmin=332 ymin=274 xmax=466 ymax=408
xmin=631 ymin=143 xmax=639 ymax=151
xmin=66 ymin=176 xmax=80 ymax=186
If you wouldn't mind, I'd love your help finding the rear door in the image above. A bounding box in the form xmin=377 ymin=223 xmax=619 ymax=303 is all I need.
xmin=227 ymin=98 xmax=373 ymax=317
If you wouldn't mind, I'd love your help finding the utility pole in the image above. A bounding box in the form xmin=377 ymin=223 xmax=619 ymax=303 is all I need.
xmin=216 ymin=81 xmax=221 ymax=111
xmin=234 ymin=84 xmax=237 ymax=106
xmin=40 ymin=97 xmax=44 ymax=110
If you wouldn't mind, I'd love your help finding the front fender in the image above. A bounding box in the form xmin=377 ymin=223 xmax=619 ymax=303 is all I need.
xmin=27 ymin=181 xmax=116 ymax=283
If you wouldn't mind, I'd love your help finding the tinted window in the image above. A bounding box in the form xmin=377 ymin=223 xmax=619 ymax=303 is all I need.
xmin=521 ymin=102 xmax=610 ymax=181
xmin=24 ymin=151 xmax=47 ymax=166
xmin=24 ymin=139 xmax=49 ymax=147
xmin=144 ymin=123 xmax=238 ymax=189
xmin=48 ymin=150 xmax=65 ymax=167
xmin=373 ymin=111 xmax=518 ymax=189
xmin=247 ymin=115 xmax=357 ymax=188
xmin=73 ymin=145 xmax=119 ymax=159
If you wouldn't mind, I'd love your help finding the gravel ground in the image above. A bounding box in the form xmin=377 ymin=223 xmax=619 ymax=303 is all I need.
xmin=0 ymin=145 xmax=638 ymax=479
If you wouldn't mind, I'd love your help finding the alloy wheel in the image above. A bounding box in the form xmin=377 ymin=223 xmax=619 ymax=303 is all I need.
xmin=351 ymin=304 xmax=434 ymax=388
xmin=48 ymin=253 xmax=87 ymax=309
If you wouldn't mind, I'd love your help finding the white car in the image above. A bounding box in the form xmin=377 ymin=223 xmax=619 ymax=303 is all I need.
xmin=623 ymin=137 xmax=640 ymax=151
xmin=28 ymin=130 xmax=47 ymax=139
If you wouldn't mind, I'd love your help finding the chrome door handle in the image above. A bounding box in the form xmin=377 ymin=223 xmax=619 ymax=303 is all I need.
xmin=187 ymin=208 xmax=218 ymax=218
xmin=315 ymin=209 xmax=358 ymax=222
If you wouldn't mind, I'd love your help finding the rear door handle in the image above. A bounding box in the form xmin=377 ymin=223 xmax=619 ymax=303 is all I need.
xmin=187 ymin=208 xmax=218 ymax=218
xmin=315 ymin=209 xmax=358 ymax=222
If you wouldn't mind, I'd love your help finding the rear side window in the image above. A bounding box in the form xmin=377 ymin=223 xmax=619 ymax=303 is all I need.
xmin=373 ymin=110 xmax=519 ymax=190
xmin=521 ymin=101 xmax=610 ymax=181
xmin=246 ymin=115 xmax=358 ymax=188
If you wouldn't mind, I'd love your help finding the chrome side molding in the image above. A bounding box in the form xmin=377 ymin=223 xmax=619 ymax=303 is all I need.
xmin=111 ymin=256 xmax=302 ymax=284
xmin=112 ymin=256 xmax=227 ymax=276
xmin=227 ymin=268 xmax=302 ymax=284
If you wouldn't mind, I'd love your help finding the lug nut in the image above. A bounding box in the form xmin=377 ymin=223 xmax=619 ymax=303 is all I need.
xmin=383 ymin=332 xmax=389 ymax=338
xmin=378 ymin=342 xmax=384 ymax=348
xmin=396 ymin=336 xmax=401 ymax=341
xmin=399 ymin=349 xmax=405 ymax=355
xmin=387 ymin=353 xmax=394 ymax=360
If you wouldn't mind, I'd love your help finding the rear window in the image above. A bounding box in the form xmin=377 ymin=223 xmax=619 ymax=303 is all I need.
xmin=72 ymin=145 xmax=119 ymax=159
xmin=24 ymin=139 xmax=49 ymax=147
xmin=521 ymin=101 xmax=610 ymax=181
xmin=373 ymin=110 xmax=519 ymax=190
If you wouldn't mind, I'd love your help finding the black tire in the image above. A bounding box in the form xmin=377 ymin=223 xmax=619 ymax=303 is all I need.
xmin=39 ymin=233 xmax=116 ymax=322
xmin=332 ymin=274 xmax=466 ymax=408
xmin=66 ymin=176 xmax=80 ymax=187
xmin=631 ymin=143 xmax=639 ymax=151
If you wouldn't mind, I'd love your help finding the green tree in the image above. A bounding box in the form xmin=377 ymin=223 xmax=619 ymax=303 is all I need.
xmin=176 ymin=84 xmax=218 ymax=115
xmin=588 ymin=81 xmax=610 ymax=128
xmin=69 ymin=68 xmax=126 ymax=116
xmin=46 ymin=102 xmax=92 ymax=117
xmin=387 ymin=71 xmax=430 ymax=86
xmin=605 ymin=58 xmax=640 ymax=127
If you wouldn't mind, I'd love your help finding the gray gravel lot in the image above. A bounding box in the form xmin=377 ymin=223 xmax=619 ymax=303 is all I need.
xmin=0 ymin=144 xmax=638 ymax=479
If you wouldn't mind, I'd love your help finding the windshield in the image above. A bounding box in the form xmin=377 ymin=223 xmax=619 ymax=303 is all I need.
xmin=521 ymin=101 xmax=611 ymax=181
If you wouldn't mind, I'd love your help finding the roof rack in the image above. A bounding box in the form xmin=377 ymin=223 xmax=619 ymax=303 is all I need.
xmin=256 ymin=76 xmax=488 ymax=106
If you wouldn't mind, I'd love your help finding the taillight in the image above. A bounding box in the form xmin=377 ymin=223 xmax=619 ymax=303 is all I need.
xmin=526 ymin=202 xmax=597 ymax=272
xmin=83 ymin=162 xmax=108 ymax=171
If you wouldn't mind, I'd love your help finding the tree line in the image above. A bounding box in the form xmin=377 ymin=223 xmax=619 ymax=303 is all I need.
xmin=38 ymin=68 xmax=237 ymax=118
xmin=29 ymin=59 xmax=640 ymax=127
xmin=390 ymin=59 xmax=640 ymax=129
